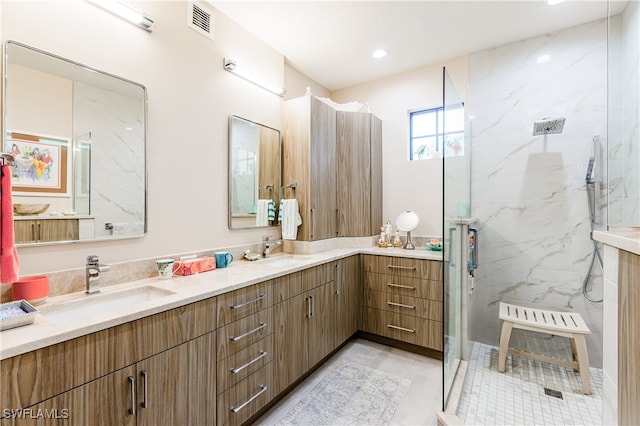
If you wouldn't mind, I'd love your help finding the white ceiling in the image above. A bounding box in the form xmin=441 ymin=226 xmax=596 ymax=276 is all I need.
xmin=213 ymin=0 xmax=624 ymax=91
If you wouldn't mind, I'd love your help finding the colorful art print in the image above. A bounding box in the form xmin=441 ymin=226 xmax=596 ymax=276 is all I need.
xmin=5 ymin=133 xmax=69 ymax=195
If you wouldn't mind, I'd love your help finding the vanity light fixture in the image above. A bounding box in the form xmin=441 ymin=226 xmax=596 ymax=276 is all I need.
xmin=223 ymin=58 xmax=287 ymax=97
xmin=89 ymin=0 xmax=154 ymax=31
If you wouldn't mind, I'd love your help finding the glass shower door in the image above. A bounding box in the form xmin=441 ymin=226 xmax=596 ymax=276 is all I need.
xmin=442 ymin=67 xmax=470 ymax=410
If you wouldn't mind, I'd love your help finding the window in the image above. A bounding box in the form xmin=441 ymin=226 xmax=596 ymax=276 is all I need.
xmin=409 ymin=105 xmax=464 ymax=159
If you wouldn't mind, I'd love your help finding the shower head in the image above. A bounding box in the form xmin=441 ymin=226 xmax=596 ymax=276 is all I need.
xmin=533 ymin=117 xmax=566 ymax=135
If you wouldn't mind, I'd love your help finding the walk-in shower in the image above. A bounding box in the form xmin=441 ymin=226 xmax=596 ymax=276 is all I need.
xmin=583 ymin=136 xmax=603 ymax=303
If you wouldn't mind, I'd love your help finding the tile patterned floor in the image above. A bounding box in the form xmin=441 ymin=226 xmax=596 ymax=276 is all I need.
xmin=256 ymin=338 xmax=442 ymax=425
xmin=456 ymin=343 xmax=603 ymax=425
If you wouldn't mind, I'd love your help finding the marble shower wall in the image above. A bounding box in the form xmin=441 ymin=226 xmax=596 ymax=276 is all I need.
xmin=466 ymin=19 xmax=607 ymax=367
xmin=608 ymin=1 xmax=640 ymax=226
xmin=74 ymin=82 xmax=146 ymax=238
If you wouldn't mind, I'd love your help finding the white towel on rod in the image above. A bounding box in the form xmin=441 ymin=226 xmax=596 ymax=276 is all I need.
xmin=278 ymin=199 xmax=302 ymax=240
xmin=256 ymin=199 xmax=271 ymax=226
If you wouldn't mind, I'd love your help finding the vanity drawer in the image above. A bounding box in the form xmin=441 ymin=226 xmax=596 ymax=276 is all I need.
xmin=217 ymin=308 xmax=273 ymax=360
xmin=364 ymin=289 xmax=441 ymax=321
xmin=362 ymin=307 xmax=442 ymax=350
xmin=217 ymin=280 xmax=274 ymax=327
xmin=364 ymin=272 xmax=442 ymax=301
xmin=217 ymin=334 xmax=274 ymax=394
xmin=362 ymin=255 xmax=442 ymax=281
xmin=287 ymin=262 xmax=336 ymax=297
xmin=217 ymin=363 xmax=274 ymax=426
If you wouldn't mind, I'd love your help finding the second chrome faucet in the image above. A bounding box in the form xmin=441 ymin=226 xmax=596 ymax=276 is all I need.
xmin=261 ymin=236 xmax=282 ymax=258
xmin=86 ymin=255 xmax=110 ymax=294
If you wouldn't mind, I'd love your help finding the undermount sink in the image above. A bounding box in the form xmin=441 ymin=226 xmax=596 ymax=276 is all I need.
xmin=260 ymin=255 xmax=313 ymax=267
xmin=40 ymin=285 xmax=176 ymax=323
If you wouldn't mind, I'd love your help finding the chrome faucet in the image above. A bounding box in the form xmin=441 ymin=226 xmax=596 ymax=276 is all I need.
xmin=262 ymin=236 xmax=282 ymax=258
xmin=86 ymin=255 xmax=110 ymax=294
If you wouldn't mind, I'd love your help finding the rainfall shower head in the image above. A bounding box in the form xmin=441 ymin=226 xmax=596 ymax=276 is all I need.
xmin=533 ymin=117 xmax=566 ymax=135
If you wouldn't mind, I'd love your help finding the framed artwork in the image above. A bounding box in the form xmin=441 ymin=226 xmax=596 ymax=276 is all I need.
xmin=5 ymin=132 xmax=69 ymax=195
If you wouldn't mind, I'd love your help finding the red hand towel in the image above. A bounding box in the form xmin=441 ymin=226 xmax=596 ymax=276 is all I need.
xmin=1 ymin=164 xmax=20 ymax=283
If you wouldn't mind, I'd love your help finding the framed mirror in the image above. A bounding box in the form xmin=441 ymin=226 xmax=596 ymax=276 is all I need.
xmin=228 ymin=115 xmax=281 ymax=229
xmin=3 ymin=40 xmax=147 ymax=246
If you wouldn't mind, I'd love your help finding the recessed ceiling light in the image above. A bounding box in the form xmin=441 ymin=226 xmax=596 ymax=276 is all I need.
xmin=372 ymin=49 xmax=388 ymax=59
xmin=546 ymin=0 xmax=565 ymax=5
xmin=536 ymin=54 xmax=551 ymax=64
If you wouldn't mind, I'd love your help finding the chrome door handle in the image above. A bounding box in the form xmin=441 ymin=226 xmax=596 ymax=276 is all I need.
xmin=231 ymin=351 xmax=268 ymax=374
xmin=387 ymin=324 xmax=415 ymax=333
xmin=387 ymin=301 xmax=415 ymax=310
xmin=231 ymin=294 xmax=265 ymax=309
xmin=387 ymin=283 xmax=415 ymax=290
xmin=127 ymin=376 xmax=136 ymax=416
xmin=230 ymin=385 xmax=268 ymax=413
xmin=140 ymin=370 xmax=148 ymax=409
xmin=386 ymin=265 xmax=416 ymax=271
xmin=230 ymin=322 xmax=267 ymax=341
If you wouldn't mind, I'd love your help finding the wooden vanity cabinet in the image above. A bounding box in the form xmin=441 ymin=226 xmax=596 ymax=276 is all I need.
xmin=11 ymin=333 xmax=216 ymax=426
xmin=334 ymin=255 xmax=361 ymax=348
xmin=361 ymin=255 xmax=443 ymax=351
xmin=0 ymin=297 xmax=217 ymax=425
xmin=283 ymin=95 xmax=337 ymax=241
xmin=216 ymin=280 xmax=276 ymax=426
xmin=273 ymin=262 xmax=337 ymax=394
xmin=13 ymin=219 xmax=79 ymax=243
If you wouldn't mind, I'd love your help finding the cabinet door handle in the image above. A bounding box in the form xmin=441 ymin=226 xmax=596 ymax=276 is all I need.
xmin=231 ymin=294 xmax=265 ymax=309
xmin=387 ymin=264 xmax=416 ymax=271
xmin=335 ymin=263 xmax=341 ymax=295
xmin=127 ymin=376 xmax=136 ymax=416
xmin=37 ymin=223 xmax=41 ymax=241
xmin=387 ymin=324 xmax=416 ymax=333
xmin=231 ymin=351 xmax=268 ymax=374
xmin=387 ymin=301 xmax=415 ymax=310
xmin=31 ymin=223 xmax=36 ymax=241
xmin=140 ymin=370 xmax=148 ymax=409
xmin=387 ymin=283 xmax=416 ymax=291
xmin=230 ymin=322 xmax=267 ymax=342
xmin=311 ymin=208 xmax=316 ymax=239
xmin=230 ymin=385 xmax=268 ymax=413
xmin=306 ymin=296 xmax=312 ymax=318
xmin=310 ymin=295 xmax=314 ymax=317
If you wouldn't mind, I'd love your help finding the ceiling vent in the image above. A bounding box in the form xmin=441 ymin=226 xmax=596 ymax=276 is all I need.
xmin=187 ymin=1 xmax=214 ymax=40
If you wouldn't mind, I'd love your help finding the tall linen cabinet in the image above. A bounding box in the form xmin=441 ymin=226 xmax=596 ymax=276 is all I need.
xmin=282 ymin=95 xmax=382 ymax=241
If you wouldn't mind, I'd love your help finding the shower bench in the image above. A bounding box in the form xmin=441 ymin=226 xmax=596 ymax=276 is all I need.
xmin=497 ymin=302 xmax=592 ymax=394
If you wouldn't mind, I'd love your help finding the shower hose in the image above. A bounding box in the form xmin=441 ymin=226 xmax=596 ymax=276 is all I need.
xmin=583 ymin=181 xmax=603 ymax=303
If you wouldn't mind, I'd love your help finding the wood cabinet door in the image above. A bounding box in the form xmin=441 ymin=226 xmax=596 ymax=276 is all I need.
xmin=273 ymin=294 xmax=309 ymax=394
xmin=335 ymin=256 xmax=361 ymax=348
xmin=307 ymin=282 xmax=336 ymax=368
xmin=337 ymin=111 xmax=372 ymax=237
xmin=370 ymin=115 xmax=383 ymax=235
xmin=9 ymin=366 xmax=137 ymax=426
xmin=136 ymin=332 xmax=216 ymax=426
xmin=309 ymin=97 xmax=337 ymax=240
xmin=40 ymin=219 xmax=79 ymax=242
xmin=13 ymin=220 xmax=38 ymax=243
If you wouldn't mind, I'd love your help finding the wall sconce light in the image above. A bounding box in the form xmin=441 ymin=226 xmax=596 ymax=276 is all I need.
xmin=223 ymin=58 xmax=286 ymax=97
xmin=89 ymin=0 xmax=154 ymax=31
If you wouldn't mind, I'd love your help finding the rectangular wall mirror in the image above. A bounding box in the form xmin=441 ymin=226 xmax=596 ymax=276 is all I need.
xmin=228 ymin=115 xmax=281 ymax=229
xmin=3 ymin=40 xmax=147 ymax=246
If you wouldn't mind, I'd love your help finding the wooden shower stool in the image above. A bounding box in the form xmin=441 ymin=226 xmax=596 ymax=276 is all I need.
xmin=498 ymin=302 xmax=592 ymax=394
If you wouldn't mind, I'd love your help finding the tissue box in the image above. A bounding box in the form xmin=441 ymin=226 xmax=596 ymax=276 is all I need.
xmin=175 ymin=256 xmax=216 ymax=276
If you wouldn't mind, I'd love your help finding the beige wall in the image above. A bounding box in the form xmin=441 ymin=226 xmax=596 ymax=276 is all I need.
xmin=331 ymin=58 xmax=468 ymax=237
xmin=284 ymin=62 xmax=331 ymax=100
xmin=2 ymin=1 xmax=284 ymax=275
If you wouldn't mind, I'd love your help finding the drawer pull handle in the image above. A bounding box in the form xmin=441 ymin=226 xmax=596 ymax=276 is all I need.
xmin=127 ymin=376 xmax=136 ymax=416
xmin=230 ymin=322 xmax=267 ymax=341
xmin=387 ymin=283 xmax=416 ymax=290
xmin=141 ymin=370 xmax=148 ymax=409
xmin=231 ymin=351 xmax=268 ymax=374
xmin=231 ymin=294 xmax=266 ymax=309
xmin=387 ymin=265 xmax=416 ymax=271
xmin=387 ymin=301 xmax=415 ymax=310
xmin=230 ymin=385 xmax=268 ymax=413
xmin=387 ymin=324 xmax=415 ymax=333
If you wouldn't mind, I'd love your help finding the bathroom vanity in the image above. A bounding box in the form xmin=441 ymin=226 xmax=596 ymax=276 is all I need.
xmin=0 ymin=248 xmax=441 ymax=425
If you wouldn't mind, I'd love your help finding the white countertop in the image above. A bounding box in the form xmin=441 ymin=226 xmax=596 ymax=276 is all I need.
xmin=13 ymin=214 xmax=94 ymax=220
xmin=593 ymin=228 xmax=640 ymax=256
xmin=0 ymin=247 xmax=442 ymax=359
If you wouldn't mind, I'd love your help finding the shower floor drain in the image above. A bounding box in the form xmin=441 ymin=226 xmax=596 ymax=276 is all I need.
xmin=544 ymin=387 xmax=564 ymax=399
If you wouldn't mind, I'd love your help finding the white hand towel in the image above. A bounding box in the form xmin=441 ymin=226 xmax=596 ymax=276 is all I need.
xmin=256 ymin=199 xmax=271 ymax=226
xmin=279 ymin=199 xmax=302 ymax=240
